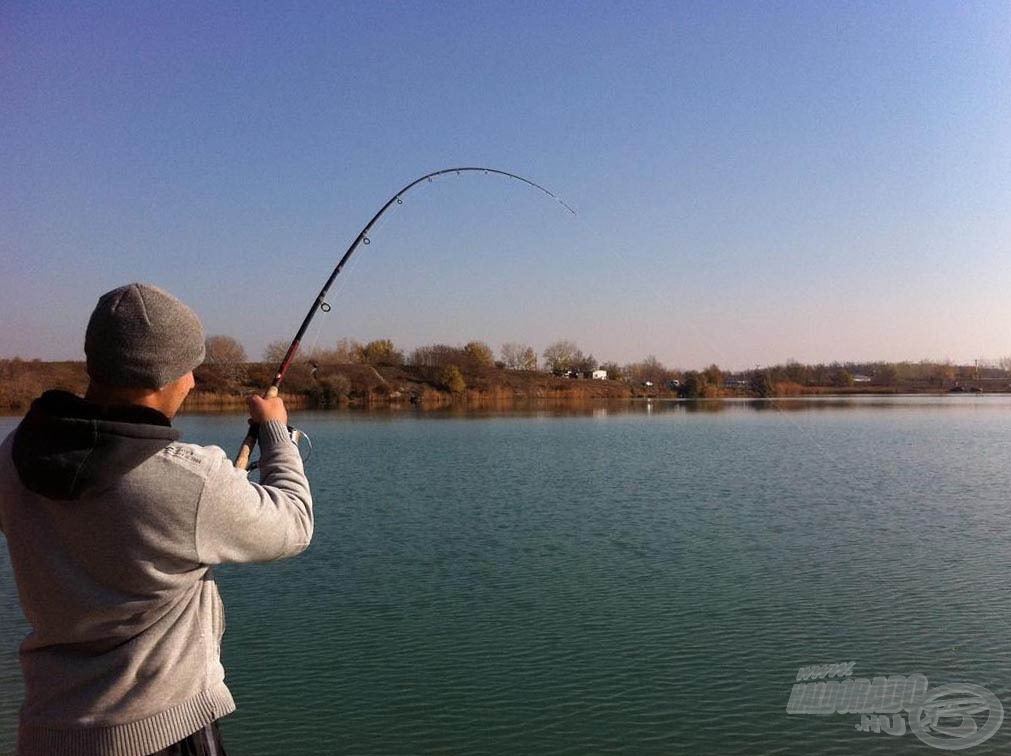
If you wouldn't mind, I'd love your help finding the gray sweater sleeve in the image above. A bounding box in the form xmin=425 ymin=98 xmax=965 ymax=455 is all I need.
xmin=194 ymin=420 xmax=314 ymax=564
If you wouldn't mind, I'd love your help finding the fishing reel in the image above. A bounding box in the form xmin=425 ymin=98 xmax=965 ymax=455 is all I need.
xmin=245 ymin=425 xmax=313 ymax=472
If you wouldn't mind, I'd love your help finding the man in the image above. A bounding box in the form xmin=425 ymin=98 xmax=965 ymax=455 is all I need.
xmin=0 ymin=283 xmax=313 ymax=756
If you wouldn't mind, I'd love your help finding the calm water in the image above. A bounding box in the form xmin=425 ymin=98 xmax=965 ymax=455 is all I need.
xmin=3 ymin=397 xmax=1011 ymax=754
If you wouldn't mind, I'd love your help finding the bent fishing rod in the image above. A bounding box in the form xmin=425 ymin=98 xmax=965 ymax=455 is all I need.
xmin=235 ymin=167 xmax=575 ymax=470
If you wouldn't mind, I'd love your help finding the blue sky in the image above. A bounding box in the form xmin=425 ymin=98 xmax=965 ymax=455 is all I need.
xmin=2 ymin=1 xmax=1009 ymax=370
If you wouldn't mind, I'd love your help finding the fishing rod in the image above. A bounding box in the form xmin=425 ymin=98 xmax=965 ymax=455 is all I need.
xmin=235 ymin=167 xmax=575 ymax=470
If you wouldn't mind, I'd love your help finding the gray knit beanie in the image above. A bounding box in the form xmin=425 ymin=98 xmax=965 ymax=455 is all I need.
xmin=85 ymin=283 xmax=206 ymax=389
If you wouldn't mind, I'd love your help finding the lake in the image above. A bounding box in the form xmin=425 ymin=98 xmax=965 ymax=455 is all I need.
xmin=2 ymin=396 xmax=1011 ymax=754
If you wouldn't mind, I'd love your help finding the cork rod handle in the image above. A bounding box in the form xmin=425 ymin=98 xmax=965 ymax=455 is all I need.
xmin=234 ymin=385 xmax=279 ymax=470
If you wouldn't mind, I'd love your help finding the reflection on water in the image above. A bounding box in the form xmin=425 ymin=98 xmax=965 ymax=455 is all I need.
xmin=3 ymin=394 xmax=1005 ymax=424
xmin=287 ymin=393 xmax=1011 ymax=420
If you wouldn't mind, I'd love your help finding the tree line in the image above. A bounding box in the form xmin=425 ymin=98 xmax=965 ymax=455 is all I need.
xmin=206 ymin=334 xmax=676 ymax=380
xmin=2 ymin=343 xmax=1009 ymax=413
xmin=202 ymin=334 xmax=1011 ymax=399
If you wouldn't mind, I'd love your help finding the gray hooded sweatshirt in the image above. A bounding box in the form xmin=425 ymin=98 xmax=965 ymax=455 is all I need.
xmin=0 ymin=390 xmax=313 ymax=756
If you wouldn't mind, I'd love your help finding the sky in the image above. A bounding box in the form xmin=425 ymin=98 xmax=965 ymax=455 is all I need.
xmin=2 ymin=1 xmax=1010 ymax=371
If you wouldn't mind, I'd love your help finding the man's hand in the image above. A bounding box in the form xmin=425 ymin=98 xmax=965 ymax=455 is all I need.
xmin=247 ymin=394 xmax=288 ymax=426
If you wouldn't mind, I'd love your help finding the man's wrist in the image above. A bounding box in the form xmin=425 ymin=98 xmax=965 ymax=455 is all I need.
xmin=258 ymin=420 xmax=293 ymax=447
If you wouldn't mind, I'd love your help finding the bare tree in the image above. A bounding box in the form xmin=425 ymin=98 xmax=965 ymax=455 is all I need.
xmin=308 ymin=337 xmax=363 ymax=364
xmin=205 ymin=335 xmax=247 ymax=364
xmin=263 ymin=340 xmax=293 ymax=364
xmin=501 ymin=342 xmax=537 ymax=370
xmin=542 ymin=340 xmax=581 ymax=373
xmin=572 ymin=352 xmax=597 ymax=375
xmin=410 ymin=344 xmax=468 ymax=369
xmin=201 ymin=335 xmax=247 ymax=389
xmin=624 ymin=355 xmax=667 ymax=384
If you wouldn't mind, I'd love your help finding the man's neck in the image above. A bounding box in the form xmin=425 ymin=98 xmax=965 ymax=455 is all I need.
xmin=85 ymin=383 xmax=167 ymax=416
xmin=85 ymin=371 xmax=194 ymax=420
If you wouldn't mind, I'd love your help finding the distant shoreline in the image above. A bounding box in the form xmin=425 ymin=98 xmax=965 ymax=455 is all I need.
xmin=2 ymin=358 xmax=1006 ymax=417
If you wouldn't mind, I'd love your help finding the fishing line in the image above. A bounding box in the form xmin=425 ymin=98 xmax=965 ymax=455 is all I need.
xmin=294 ymin=191 xmax=413 ymax=363
xmin=234 ymin=167 xmax=575 ymax=469
xmin=302 ymin=315 xmax=327 ymax=363
xmin=300 ymin=254 xmax=362 ymax=362
xmin=592 ymin=221 xmax=841 ymax=465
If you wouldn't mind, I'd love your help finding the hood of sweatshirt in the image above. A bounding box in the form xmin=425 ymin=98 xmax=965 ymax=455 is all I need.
xmin=12 ymin=390 xmax=180 ymax=501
